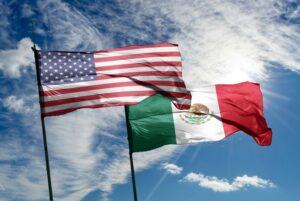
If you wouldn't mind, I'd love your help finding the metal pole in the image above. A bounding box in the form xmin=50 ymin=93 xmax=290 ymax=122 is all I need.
xmin=32 ymin=45 xmax=54 ymax=201
xmin=124 ymin=106 xmax=138 ymax=201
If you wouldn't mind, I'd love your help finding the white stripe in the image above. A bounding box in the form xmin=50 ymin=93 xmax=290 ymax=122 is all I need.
xmin=41 ymin=76 xmax=184 ymax=91
xmin=42 ymin=85 xmax=187 ymax=102
xmin=96 ymin=66 xmax=181 ymax=74
xmin=93 ymin=47 xmax=179 ymax=58
xmin=95 ymin=57 xmax=181 ymax=67
xmin=43 ymin=96 xmax=149 ymax=113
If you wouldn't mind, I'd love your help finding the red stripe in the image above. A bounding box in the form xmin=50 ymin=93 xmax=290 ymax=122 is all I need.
xmin=42 ymin=102 xmax=139 ymax=117
xmin=216 ymin=82 xmax=272 ymax=146
xmin=94 ymin=52 xmax=180 ymax=62
xmin=42 ymin=91 xmax=190 ymax=107
xmin=93 ymin=42 xmax=177 ymax=53
xmin=96 ymin=71 xmax=182 ymax=79
xmin=95 ymin=62 xmax=182 ymax=71
xmin=40 ymin=81 xmax=187 ymax=96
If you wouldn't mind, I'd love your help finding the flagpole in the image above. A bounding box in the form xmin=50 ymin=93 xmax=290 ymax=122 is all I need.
xmin=124 ymin=106 xmax=138 ymax=201
xmin=32 ymin=45 xmax=54 ymax=201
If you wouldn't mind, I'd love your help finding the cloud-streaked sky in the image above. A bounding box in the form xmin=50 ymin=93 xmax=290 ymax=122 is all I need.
xmin=0 ymin=0 xmax=299 ymax=201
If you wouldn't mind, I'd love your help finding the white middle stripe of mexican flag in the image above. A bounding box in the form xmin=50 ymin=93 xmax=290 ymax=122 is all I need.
xmin=172 ymin=87 xmax=225 ymax=144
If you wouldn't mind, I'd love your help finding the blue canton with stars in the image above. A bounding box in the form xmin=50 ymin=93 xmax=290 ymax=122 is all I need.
xmin=38 ymin=51 xmax=97 ymax=85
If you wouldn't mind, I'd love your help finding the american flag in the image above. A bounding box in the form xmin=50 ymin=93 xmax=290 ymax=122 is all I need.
xmin=37 ymin=42 xmax=191 ymax=117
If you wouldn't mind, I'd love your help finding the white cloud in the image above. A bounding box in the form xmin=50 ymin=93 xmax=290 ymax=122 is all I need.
xmin=0 ymin=38 xmax=35 ymax=78
xmin=161 ymin=163 xmax=183 ymax=175
xmin=2 ymin=95 xmax=39 ymax=115
xmin=2 ymin=96 xmax=29 ymax=113
xmin=182 ymin=172 xmax=275 ymax=192
xmin=2 ymin=96 xmax=26 ymax=113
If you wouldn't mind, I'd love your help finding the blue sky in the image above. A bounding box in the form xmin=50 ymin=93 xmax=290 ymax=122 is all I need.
xmin=0 ymin=0 xmax=300 ymax=200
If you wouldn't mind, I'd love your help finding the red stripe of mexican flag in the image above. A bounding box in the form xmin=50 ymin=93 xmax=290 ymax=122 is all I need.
xmin=125 ymin=82 xmax=272 ymax=152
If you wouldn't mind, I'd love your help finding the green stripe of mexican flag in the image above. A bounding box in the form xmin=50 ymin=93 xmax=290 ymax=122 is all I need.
xmin=125 ymin=82 xmax=272 ymax=152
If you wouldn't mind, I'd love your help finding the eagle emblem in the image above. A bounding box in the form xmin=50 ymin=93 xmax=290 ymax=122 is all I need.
xmin=179 ymin=103 xmax=213 ymax=125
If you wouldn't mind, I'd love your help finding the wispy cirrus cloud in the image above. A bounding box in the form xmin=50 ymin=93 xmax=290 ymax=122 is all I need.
xmin=36 ymin=0 xmax=111 ymax=51
xmin=181 ymin=172 xmax=275 ymax=192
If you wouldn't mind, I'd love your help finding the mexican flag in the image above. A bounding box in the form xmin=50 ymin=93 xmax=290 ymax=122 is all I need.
xmin=125 ymin=82 xmax=272 ymax=152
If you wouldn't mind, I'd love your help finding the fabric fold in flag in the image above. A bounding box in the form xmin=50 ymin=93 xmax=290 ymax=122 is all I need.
xmin=125 ymin=82 xmax=272 ymax=152
xmin=36 ymin=42 xmax=191 ymax=116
